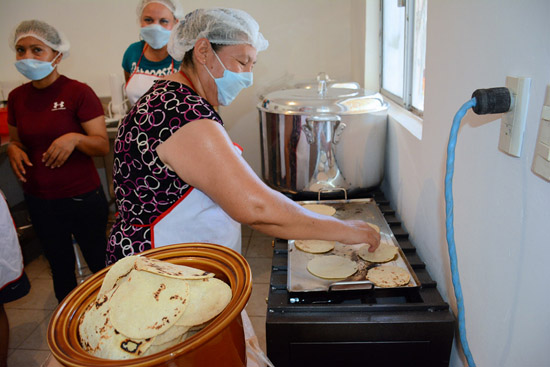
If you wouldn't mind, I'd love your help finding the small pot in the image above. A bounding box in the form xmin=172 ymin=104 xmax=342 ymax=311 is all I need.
xmin=47 ymin=244 xmax=252 ymax=366
xmin=258 ymin=73 xmax=389 ymax=197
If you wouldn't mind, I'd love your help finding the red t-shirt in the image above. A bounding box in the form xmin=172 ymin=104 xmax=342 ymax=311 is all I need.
xmin=7 ymin=75 xmax=103 ymax=199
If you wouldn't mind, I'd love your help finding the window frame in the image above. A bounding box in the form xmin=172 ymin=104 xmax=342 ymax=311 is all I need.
xmin=380 ymin=0 xmax=424 ymax=117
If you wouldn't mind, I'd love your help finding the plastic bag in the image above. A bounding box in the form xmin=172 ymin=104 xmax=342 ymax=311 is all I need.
xmin=242 ymin=310 xmax=274 ymax=367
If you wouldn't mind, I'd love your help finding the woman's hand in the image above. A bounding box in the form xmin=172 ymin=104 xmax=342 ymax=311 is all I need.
xmin=6 ymin=142 xmax=32 ymax=182
xmin=339 ymin=219 xmax=381 ymax=252
xmin=42 ymin=132 xmax=79 ymax=168
xmin=42 ymin=115 xmax=110 ymax=168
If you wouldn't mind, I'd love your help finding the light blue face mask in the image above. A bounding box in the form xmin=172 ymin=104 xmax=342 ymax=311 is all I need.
xmin=204 ymin=51 xmax=253 ymax=106
xmin=140 ymin=24 xmax=172 ymax=49
xmin=14 ymin=53 xmax=60 ymax=81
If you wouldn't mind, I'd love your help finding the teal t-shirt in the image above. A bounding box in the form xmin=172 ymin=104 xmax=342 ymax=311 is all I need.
xmin=122 ymin=41 xmax=182 ymax=76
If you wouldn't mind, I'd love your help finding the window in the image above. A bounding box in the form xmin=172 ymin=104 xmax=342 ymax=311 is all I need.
xmin=381 ymin=0 xmax=427 ymax=115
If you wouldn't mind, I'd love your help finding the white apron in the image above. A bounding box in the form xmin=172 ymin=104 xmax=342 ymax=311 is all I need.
xmin=0 ymin=195 xmax=24 ymax=290
xmin=151 ymin=187 xmax=242 ymax=252
xmin=149 ymin=143 xmax=244 ymax=253
xmin=125 ymin=44 xmax=174 ymax=105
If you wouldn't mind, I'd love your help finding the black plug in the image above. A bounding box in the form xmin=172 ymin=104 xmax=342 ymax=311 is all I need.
xmin=471 ymin=87 xmax=512 ymax=115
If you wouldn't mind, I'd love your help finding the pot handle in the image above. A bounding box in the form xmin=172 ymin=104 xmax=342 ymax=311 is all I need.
xmin=303 ymin=114 xmax=342 ymax=145
xmin=317 ymin=72 xmax=330 ymax=97
xmin=333 ymin=121 xmax=346 ymax=144
xmin=329 ymin=280 xmax=374 ymax=292
xmin=317 ymin=187 xmax=348 ymax=201
xmin=306 ymin=114 xmax=341 ymax=123
xmin=302 ymin=124 xmax=314 ymax=145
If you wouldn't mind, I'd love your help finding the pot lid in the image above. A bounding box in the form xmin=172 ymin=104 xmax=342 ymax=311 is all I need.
xmin=258 ymin=79 xmax=388 ymax=115
xmin=293 ymin=72 xmax=361 ymax=90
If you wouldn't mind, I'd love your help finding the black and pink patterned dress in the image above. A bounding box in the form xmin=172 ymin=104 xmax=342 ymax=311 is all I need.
xmin=106 ymin=80 xmax=242 ymax=265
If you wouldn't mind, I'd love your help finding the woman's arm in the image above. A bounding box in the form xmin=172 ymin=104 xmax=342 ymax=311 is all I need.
xmin=156 ymin=119 xmax=380 ymax=250
xmin=42 ymin=115 xmax=109 ymax=168
xmin=6 ymin=125 xmax=32 ymax=182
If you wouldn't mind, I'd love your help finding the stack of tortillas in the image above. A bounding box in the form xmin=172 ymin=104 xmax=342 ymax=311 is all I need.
xmin=78 ymin=256 xmax=232 ymax=360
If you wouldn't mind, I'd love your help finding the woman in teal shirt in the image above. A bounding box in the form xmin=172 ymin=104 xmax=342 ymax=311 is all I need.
xmin=123 ymin=0 xmax=184 ymax=105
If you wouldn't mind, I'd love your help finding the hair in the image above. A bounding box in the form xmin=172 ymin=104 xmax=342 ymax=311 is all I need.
xmin=181 ymin=43 xmax=224 ymax=68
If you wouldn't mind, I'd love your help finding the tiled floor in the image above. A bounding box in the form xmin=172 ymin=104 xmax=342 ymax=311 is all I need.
xmin=5 ymin=225 xmax=273 ymax=367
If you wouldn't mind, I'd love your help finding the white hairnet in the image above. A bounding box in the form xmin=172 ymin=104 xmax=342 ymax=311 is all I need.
xmin=10 ymin=20 xmax=70 ymax=59
xmin=137 ymin=0 xmax=185 ymax=21
xmin=168 ymin=8 xmax=269 ymax=62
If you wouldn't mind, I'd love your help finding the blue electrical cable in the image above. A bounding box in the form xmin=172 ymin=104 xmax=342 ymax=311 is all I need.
xmin=445 ymin=97 xmax=477 ymax=367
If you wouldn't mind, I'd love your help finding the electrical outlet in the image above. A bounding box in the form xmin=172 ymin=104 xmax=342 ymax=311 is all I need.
xmin=498 ymin=76 xmax=531 ymax=157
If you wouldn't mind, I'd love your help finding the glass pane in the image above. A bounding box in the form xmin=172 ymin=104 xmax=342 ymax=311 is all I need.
xmin=411 ymin=0 xmax=427 ymax=111
xmin=382 ymin=0 xmax=405 ymax=99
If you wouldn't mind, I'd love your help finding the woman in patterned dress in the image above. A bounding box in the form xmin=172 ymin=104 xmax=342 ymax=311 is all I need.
xmin=107 ymin=8 xmax=380 ymax=265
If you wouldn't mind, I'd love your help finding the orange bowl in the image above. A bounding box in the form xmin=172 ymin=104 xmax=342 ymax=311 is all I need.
xmin=47 ymin=243 xmax=252 ymax=366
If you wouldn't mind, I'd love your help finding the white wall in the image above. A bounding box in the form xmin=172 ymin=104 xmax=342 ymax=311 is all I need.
xmin=0 ymin=0 xmax=366 ymax=175
xmin=382 ymin=0 xmax=550 ymax=366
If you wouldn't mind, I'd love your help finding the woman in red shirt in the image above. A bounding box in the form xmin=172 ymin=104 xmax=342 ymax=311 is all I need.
xmin=6 ymin=20 xmax=110 ymax=303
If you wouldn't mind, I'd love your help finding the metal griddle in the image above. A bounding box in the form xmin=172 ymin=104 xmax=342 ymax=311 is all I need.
xmin=288 ymin=198 xmax=420 ymax=292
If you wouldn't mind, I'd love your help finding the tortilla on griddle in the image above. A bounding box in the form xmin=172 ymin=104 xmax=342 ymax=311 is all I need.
xmin=307 ymin=255 xmax=358 ymax=279
xmin=366 ymin=265 xmax=410 ymax=287
xmin=176 ymin=277 xmax=232 ymax=327
xmin=302 ymin=204 xmax=336 ymax=216
xmin=295 ymin=239 xmax=335 ymax=254
xmin=357 ymin=241 xmax=397 ymax=263
xmin=109 ymin=269 xmax=190 ymax=339
xmin=367 ymin=223 xmax=380 ymax=233
xmin=135 ymin=256 xmax=215 ymax=279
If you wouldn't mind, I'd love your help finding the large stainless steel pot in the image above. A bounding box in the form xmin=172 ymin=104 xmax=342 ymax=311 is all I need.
xmin=258 ymin=77 xmax=388 ymax=196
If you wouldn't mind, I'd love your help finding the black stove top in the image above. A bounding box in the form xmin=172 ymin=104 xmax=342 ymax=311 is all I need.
xmin=265 ymin=189 xmax=455 ymax=367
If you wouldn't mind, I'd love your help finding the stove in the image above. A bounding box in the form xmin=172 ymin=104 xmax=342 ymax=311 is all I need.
xmin=266 ymin=189 xmax=455 ymax=367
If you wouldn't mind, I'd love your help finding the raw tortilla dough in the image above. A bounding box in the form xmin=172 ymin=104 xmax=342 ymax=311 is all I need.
xmin=307 ymin=255 xmax=358 ymax=279
xmin=366 ymin=265 xmax=410 ymax=287
xmin=367 ymin=223 xmax=380 ymax=233
xmin=295 ymin=239 xmax=335 ymax=254
xmin=357 ymin=241 xmax=397 ymax=263
xmin=302 ymin=204 xmax=337 ymax=216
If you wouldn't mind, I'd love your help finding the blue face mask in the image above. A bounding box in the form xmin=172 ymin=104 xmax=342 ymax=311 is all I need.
xmin=140 ymin=24 xmax=172 ymax=49
xmin=204 ymin=51 xmax=253 ymax=106
xmin=15 ymin=53 xmax=60 ymax=81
